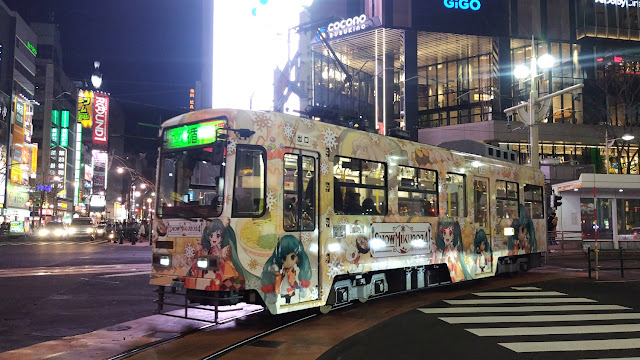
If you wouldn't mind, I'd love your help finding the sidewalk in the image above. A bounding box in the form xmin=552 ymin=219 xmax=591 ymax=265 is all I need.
xmin=543 ymin=250 xmax=640 ymax=281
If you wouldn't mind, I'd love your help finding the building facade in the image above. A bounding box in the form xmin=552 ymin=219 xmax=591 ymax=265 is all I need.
xmin=298 ymin=0 xmax=640 ymax=180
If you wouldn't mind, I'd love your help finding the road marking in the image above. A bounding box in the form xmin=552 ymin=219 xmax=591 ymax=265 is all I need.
xmin=472 ymin=291 xmax=567 ymax=297
xmin=440 ymin=313 xmax=640 ymax=324
xmin=101 ymin=271 xmax=150 ymax=278
xmin=468 ymin=323 xmax=640 ymax=336
xmin=499 ymin=338 xmax=640 ymax=353
xmin=419 ymin=304 xmax=628 ymax=314
xmin=0 ymin=264 xmax=151 ymax=278
xmin=511 ymin=286 xmax=541 ymax=290
xmin=445 ymin=297 xmax=596 ymax=305
xmin=579 ymin=358 xmax=640 ymax=360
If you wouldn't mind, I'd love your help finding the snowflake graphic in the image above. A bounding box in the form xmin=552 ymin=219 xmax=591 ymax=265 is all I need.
xmin=184 ymin=243 xmax=196 ymax=259
xmin=327 ymin=256 xmax=345 ymax=278
xmin=310 ymin=286 xmax=319 ymax=300
xmin=227 ymin=139 xmax=237 ymax=154
xmin=369 ymin=133 xmax=379 ymax=144
xmin=408 ymin=160 xmax=414 ymax=167
xmin=248 ymin=258 xmax=259 ymax=271
xmin=389 ymin=190 xmax=397 ymax=199
xmin=265 ymin=190 xmax=277 ymax=211
xmin=321 ymin=128 xmax=338 ymax=149
xmin=301 ymin=233 xmax=311 ymax=246
xmin=253 ymin=113 xmax=273 ymax=131
xmin=302 ymin=118 xmax=313 ymax=128
xmin=320 ymin=162 xmax=329 ymax=176
xmin=283 ymin=123 xmax=295 ymax=140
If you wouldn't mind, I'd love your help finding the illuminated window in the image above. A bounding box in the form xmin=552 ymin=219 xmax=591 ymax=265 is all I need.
xmin=397 ymin=166 xmax=438 ymax=217
xmin=333 ymin=156 xmax=387 ymax=215
xmin=283 ymin=153 xmax=316 ymax=231
xmin=524 ymin=184 xmax=544 ymax=219
xmin=446 ymin=173 xmax=466 ymax=217
xmin=496 ymin=180 xmax=519 ymax=219
xmin=232 ymin=146 xmax=266 ymax=217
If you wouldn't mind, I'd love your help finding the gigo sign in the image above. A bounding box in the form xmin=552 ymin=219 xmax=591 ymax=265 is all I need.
xmin=595 ymin=0 xmax=639 ymax=7
xmin=327 ymin=14 xmax=368 ymax=39
xmin=444 ymin=0 xmax=482 ymax=10
xmin=93 ymin=92 xmax=109 ymax=145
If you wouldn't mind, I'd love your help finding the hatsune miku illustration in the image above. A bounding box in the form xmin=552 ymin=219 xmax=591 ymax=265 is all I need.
xmin=473 ymin=229 xmax=492 ymax=274
xmin=187 ymin=219 xmax=245 ymax=290
xmin=435 ymin=218 xmax=470 ymax=282
xmin=260 ymin=235 xmax=312 ymax=305
xmin=507 ymin=204 xmax=538 ymax=256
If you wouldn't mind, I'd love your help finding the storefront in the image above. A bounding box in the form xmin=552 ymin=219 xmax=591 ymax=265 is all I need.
xmin=552 ymin=173 xmax=640 ymax=249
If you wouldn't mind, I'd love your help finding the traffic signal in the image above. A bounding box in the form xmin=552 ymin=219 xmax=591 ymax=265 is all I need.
xmin=553 ymin=194 xmax=563 ymax=208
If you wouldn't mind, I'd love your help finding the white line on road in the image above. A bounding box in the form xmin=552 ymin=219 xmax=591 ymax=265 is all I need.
xmin=579 ymin=357 xmax=640 ymax=360
xmin=468 ymin=323 xmax=640 ymax=336
xmin=440 ymin=313 xmax=640 ymax=324
xmin=511 ymin=286 xmax=541 ymax=290
xmin=472 ymin=291 xmax=567 ymax=297
xmin=445 ymin=297 xmax=596 ymax=305
xmin=100 ymin=271 xmax=150 ymax=278
xmin=418 ymin=304 xmax=628 ymax=314
xmin=499 ymin=338 xmax=640 ymax=353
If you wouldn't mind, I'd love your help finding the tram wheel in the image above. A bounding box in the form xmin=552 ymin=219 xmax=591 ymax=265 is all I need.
xmin=319 ymin=305 xmax=332 ymax=314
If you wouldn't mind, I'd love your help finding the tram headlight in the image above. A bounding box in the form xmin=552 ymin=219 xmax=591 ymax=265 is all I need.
xmin=159 ymin=255 xmax=171 ymax=267
xmin=504 ymin=227 xmax=515 ymax=236
xmin=197 ymin=256 xmax=209 ymax=269
xmin=38 ymin=229 xmax=49 ymax=237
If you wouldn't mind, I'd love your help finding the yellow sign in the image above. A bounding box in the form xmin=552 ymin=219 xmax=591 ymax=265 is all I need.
xmin=78 ymin=90 xmax=94 ymax=128
xmin=31 ymin=144 xmax=38 ymax=174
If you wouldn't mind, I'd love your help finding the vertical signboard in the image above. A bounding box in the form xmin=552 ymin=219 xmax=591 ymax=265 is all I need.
xmin=92 ymin=93 xmax=109 ymax=145
xmin=92 ymin=150 xmax=108 ymax=194
xmin=78 ymin=90 xmax=94 ymax=129
xmin=0 ymin=91 xmax=11 ymax=207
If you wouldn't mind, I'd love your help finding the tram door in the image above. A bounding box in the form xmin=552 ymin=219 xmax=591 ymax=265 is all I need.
xmin=282 ymin=150 xmax=319 ymax=304
xmin=472 ymin=177 xmax=492 ymax=273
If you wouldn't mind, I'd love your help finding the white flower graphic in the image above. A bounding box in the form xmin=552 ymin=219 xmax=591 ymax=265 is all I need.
xmin=320 ymin=162 xmax=329 ymax=176
xmin=310 ymin=286 xmax=319 ymax=300
xmin=321 ymin=128 xmax=338 ymax=149
xmin=184 ymin=243 xmax=195 ymax=259
xmin=283 ymin=123 xmax=295 ymax=140
xmin=302 ymin=118 xmax=313 ymax=128
xmin=265 ymin=190 xmax=277 ymax=211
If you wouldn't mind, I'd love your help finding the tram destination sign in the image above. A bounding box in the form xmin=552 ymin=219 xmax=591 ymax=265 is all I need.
xmin=165 ymin=119 xmax=226 ymax=149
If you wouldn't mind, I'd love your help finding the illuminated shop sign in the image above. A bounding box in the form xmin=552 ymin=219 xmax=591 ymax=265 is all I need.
xmin=444 ymin=0 xmax=481 ymax=10
xmin=595 ymin=0 xmax=639 ymax=7
xmin=164 ymin=119 xmax=226 ymax=149
xmin=325 ymin=14 xmax=378 ymax=39
xmin=92 ymin=92 xmax=109 ymax=145
xmin=26 ymin=41 xmax=37 ymax=56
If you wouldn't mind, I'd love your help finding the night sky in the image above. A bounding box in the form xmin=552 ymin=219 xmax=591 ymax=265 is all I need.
xmin=5 ymin=0 xmax=203 ymax=111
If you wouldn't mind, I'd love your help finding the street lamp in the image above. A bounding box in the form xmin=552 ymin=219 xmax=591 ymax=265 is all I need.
xmin=91 ymin=61 xmax=103 ymax=89
xmin=605 ymin=129 xmax=635 ymax=173
xmin=505 ymin=37 xmax=584 ymax=169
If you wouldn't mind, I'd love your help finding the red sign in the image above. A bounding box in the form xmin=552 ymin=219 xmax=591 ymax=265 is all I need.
xmin=92 ymin=93 xmax=109 ymax=145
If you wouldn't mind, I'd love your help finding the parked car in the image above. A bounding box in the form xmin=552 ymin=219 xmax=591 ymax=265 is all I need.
xmin=67 ymin=217 xmax=95 ymax=240
xmin=37 ymin=222 xmax=67 ymax=239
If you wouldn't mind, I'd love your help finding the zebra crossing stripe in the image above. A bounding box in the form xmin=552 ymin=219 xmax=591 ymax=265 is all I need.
xmin=511 ymin=286 xmax=541 ymax=290
xmin=468 ymin=323 xmax=640 ymax=336
xmin=419 ymin=304 xmax=628 ymax=314
xmin=472 ymin=291 xmax=567 ymax=297
xmin=499 ymin=338 xmax=640 ymax=353
xmin=578 ymin=357 xmax=640 ymax=360
xmin=445 ymin=297 xmax=596 ymax=305
xmin=440 ymin=313 xmax=640 ymax=324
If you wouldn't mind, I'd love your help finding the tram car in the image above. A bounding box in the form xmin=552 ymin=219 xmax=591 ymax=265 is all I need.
xmin=151 ymin=108 xmax=546 ymax=315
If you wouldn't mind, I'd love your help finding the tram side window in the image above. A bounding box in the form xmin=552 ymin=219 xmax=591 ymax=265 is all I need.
xmin=232 ymin=146 xmax=266 ymax=217
xmin=473 ymin=178 xmax=489 ymax=227
xmin=496 ymin=180 xmax=519 ymax=219
xmin=446 ymin=173 xmax=466 ymax=217
xmin=397 ymin=166 xmax=438 ymax=216
xmin=524 ymin=184 xmax=544 ymax=219
xmin=283 ymin=153 xmax=316 ymax=231
xmin=333 ymin=156 xmax=387 ymax=215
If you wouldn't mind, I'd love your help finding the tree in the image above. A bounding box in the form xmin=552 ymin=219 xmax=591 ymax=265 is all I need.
xmin=594 ymin=58 xmax=640 ymax=174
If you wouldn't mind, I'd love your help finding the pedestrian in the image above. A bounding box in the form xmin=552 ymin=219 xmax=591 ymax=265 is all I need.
xmin=138 ymin=220 xmax=147 ymax=244
xmin=547 ymin=211 xmax=558 ymax=245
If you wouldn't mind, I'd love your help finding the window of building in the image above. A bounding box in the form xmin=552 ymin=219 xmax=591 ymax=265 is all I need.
xmin=446 ymin=173 xmax=466 ymax=217
xmin=232 ymin=146 xmax=266 ymax=217
xmin=617 ymin=199 xmax=640 ymax=234
xmin=283 ymin=153 xmax=316 ymax=232
xmin=397 ymin=166 xmax=438 ymax=217
xmin=581 ymin=198 xmax=613 ymax=239
xmin=333 ymin=156 xmax=386 ymax=215
xmin=496 ymin=180 xmax=519 ymax=219
xmin=524 ymin=184 xmax=544 ymax=219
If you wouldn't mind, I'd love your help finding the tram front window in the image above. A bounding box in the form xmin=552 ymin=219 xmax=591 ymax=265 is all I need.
xmin=158 ymin=146 xmax=224 ymax=218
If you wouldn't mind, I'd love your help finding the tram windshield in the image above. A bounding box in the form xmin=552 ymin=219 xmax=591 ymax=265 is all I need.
xmin=158 ymin=145 xmax=224 ymax=218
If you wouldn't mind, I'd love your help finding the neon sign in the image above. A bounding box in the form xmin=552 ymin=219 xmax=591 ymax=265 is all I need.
xmin=326 ymin=14 xmax=370 ymax=39
xmin=595 ymin=0 xmax=639 ymax=7
xmin=26 ymin=41 xmax=37 ymax=56
xmin=444 ymin=0 xmax=481 ymax=10
xmin=164 ymin=120 xmax=226 ymax=149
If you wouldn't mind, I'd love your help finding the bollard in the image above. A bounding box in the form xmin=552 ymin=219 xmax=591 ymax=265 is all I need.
xmin=587 ymin=247 xmax=592 ymax=279
xmin=620 ymin=248 xmax=624 ymax=278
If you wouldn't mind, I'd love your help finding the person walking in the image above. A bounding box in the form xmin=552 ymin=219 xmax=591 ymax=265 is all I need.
xmin=138 ymin=220 xmax=147 ymax=245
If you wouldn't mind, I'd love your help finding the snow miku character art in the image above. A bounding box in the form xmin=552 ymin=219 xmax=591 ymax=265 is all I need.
xmin=507 ymin=204 xmax=538 ymax=256
xmin=473 ymin=229 xmax=492 ymax=274
xmin=260 ymin=235 xmax=312 ymax=305
xmin=435 ymin=218 xmax=471 ymax=282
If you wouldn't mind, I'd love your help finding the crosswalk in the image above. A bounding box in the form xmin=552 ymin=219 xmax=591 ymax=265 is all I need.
xmin=418 ymin=286 xmax=640 ymax=358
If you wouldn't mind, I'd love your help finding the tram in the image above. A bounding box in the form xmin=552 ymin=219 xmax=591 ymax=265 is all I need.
xmin=150 ymin=108 xmax=546 ymax=315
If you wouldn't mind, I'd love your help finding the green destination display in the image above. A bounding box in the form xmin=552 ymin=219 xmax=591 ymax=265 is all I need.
xmin=165 ymin=120 xmax=226 ymax=149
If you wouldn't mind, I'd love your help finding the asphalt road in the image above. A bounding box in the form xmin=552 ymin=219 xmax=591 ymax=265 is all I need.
xmin=0 ymin=238 xmax=156 ymax=353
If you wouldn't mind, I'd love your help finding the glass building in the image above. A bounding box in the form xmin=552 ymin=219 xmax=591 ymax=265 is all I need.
xmin=296 ymin=0 xmax=640 ymax=177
